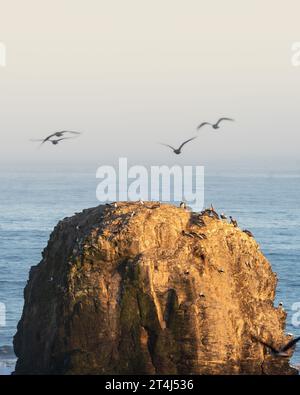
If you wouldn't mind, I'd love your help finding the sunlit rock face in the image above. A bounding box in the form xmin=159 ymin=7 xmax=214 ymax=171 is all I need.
xmin=13 ymin=202 xmax=298 ymax=375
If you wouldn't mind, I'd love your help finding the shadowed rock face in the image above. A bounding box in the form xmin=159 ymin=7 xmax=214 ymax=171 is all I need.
xmin=13 ymin=203 xmax=298 ymax=375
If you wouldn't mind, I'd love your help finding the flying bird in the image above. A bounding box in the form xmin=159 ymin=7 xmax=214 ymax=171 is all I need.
xmin=31 ymin=130 xmax=81 ymax=146
xmin=197 ymin=118 xmax=234 ymax=130
xmin=31 ymin=137 xmax=76 ymax=145
xmin=42 ymin=130 xmax=81 ymax=143
xmin=160 ymin=137 xmax=197 ymax=155
xmin=253 ymin=336 xmax=300 ymax=357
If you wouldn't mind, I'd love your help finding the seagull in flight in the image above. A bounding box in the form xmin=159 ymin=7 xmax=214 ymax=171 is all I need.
xmin=197 ymin=118 xmax=234 ymax=130
xmin=160 ymin=137 xmax=197 ymax=155
xmin=253 ymin=336 xmax=300 ymax=357
xmin=31 ymin=137 xmax=76 ymax=146
xmin=31 ymin=130 xmax=81 ymax=145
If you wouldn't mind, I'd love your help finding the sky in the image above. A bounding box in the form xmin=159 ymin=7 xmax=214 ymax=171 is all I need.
xmin=0 ymin=0 xmax=300 ymax=172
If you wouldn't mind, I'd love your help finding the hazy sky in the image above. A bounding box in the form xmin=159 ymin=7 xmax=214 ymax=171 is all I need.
xmin=1 ymin=0 xmax=300 ymax=171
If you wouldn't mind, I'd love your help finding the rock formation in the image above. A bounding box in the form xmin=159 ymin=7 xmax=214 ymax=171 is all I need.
xmin=14 ymin=202 xmax=298 ymax=374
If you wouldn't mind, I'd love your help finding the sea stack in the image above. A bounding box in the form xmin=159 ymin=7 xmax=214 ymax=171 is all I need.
xmin=13 ymin=202 xmax=298 ymax=375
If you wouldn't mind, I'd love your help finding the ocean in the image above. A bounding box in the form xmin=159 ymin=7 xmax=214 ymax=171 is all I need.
xmin=0 ymin=165 xmax=300 ymax=375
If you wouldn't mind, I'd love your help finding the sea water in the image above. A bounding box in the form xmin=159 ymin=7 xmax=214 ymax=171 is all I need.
xmin=0 ymin=165 xmax=299 ymax=374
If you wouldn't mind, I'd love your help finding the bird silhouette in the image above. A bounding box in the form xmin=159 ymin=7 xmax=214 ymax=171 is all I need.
xmin=31 ymin=137 xmax=75 ymax=146
xmin=31 ymin=130 xmax=81 ymax=145
xmin=253 ymin=336 xmax=300 ymax=357
xmin=197 ymin=118 xmax=234 ymax=130
xmin=160 ymin=137 xmax=197 ymax=155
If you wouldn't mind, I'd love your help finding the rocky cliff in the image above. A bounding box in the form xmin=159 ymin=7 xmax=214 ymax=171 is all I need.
xmin=13 ymin=202 xmax=298 ymax=374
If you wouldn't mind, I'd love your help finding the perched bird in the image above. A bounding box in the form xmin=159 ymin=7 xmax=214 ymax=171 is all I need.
xmin=151 ymin=202 xmax=161 ymax=209
xmin=200 ymin=209 xmax=211 ymax=217
xmin=160 ymin=137 xmax=197 ymax=155
xmin=191 ymin=213 xmax=206 ymax=227
xmin=253 ymin=336 xmax=300 ymax=357
xmin=180 ymin=201 xmax=187 ymax=209
xmin=210 ymin=211 xmax=219 ymax=220
xmin=209 ymin=205 xmax=219 ymax=219
xmin=182 ymin=230 xmax=194 ymax=238
xmin=194 ymin=217 xmax=206 ymax=227
xmin=220 ymin=213 xmax=227 ymax=220
xmin=31 ymin=130 xmax=81 ymax=145
xmin=145 ymin=202 xmax=160 ymax=209
xmin=197 ymin=118 xmax=234 ymax=130
xmin=229 ymin=216 xmax=238 ymax=227
xmin=243 ymin=229 xmax=254 ymax=237
xmin=201 ymin=207 xmax=219 ymax=219
xmin=191 ymin=232 xmax=207 ymax=240
xmin=106 ymin=202 xmax=118 ymax=208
